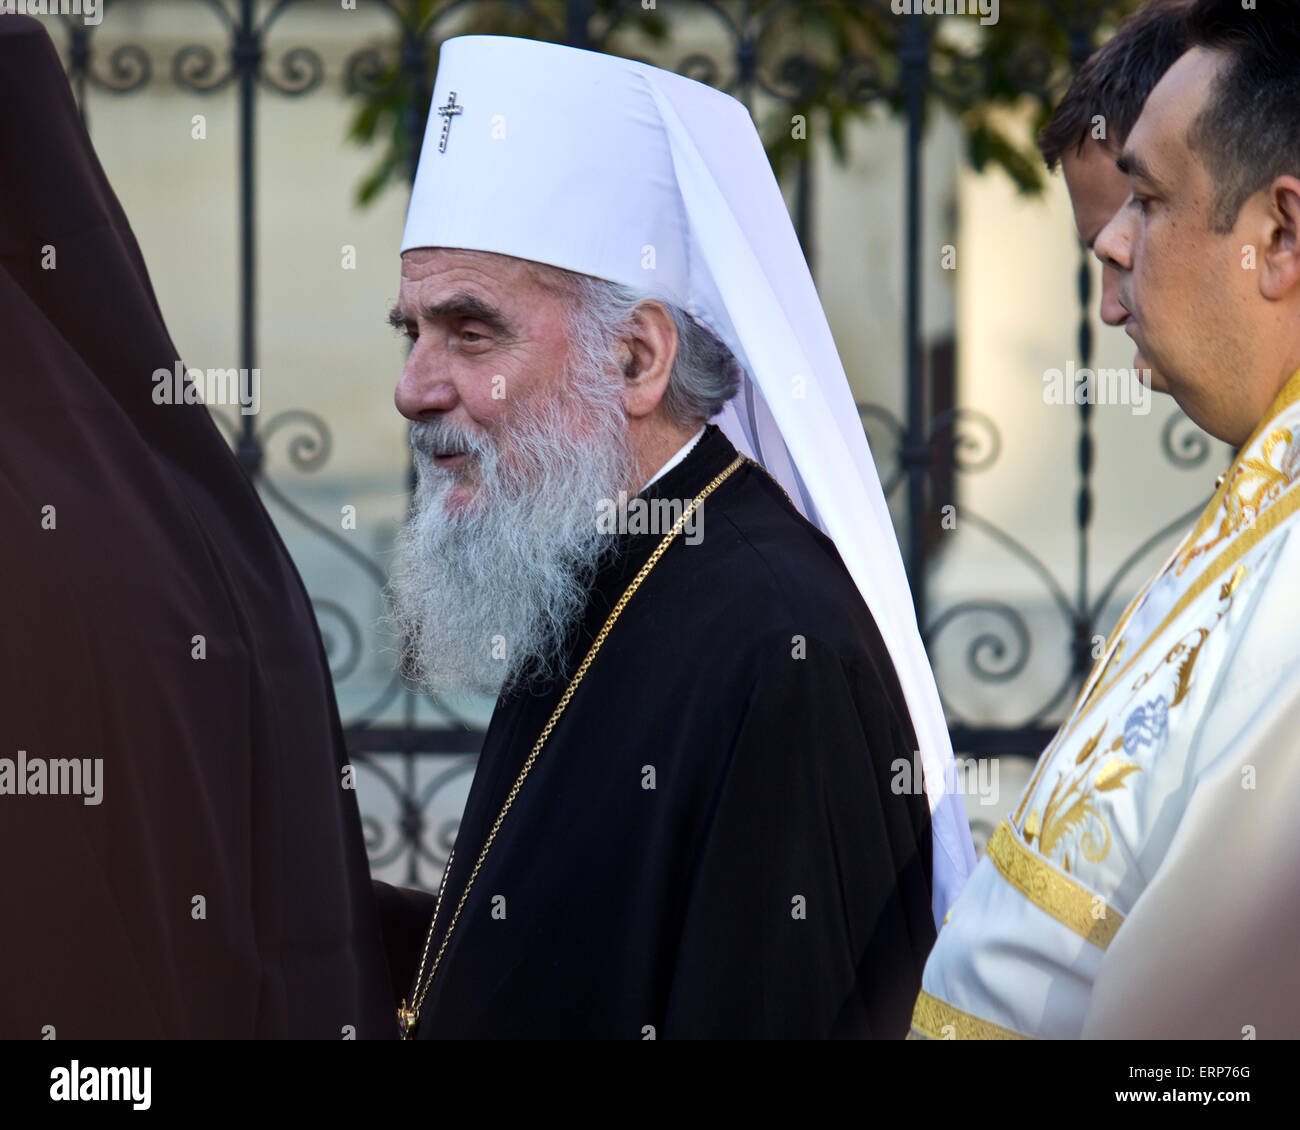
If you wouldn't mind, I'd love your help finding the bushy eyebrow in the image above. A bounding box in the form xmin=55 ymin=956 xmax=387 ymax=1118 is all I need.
xmin=387 ymin=293 xmax=518 ymax=339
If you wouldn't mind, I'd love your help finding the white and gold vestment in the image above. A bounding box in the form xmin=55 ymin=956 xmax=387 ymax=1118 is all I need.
xmin=913 ymin=370 xmax=1300 ymax=1039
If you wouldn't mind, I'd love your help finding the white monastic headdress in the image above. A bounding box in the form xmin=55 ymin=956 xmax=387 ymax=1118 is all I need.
xmin=401 ymin=34 xmax=974 ymax=923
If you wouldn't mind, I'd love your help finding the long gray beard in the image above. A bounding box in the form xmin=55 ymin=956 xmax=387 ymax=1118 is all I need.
xmin=387 ymin=361 xmax=634 ymax=698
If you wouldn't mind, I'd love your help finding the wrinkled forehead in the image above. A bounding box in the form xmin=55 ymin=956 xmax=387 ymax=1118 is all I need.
xmin=400 ymin=246 xmax=536 ymax=280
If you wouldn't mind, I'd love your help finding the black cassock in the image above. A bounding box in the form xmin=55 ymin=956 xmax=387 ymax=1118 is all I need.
xmin=0 ymin=17 xmax=392 ymax=1037
xmin=382 ymin=424 xmax=937 ymax=1039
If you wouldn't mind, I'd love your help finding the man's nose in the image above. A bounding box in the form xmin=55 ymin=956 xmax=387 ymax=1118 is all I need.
xmin=1094 ymin=207 xmax=1132 ymax=276
xmin=1098 ymin=264 xmax=1128 ymax=327
xmin=395 ymin=348 xmax=459 ymax=421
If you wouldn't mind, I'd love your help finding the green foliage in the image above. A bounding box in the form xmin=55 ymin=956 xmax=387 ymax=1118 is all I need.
xmin=346 ymin=0 xmax=1144 ymax=206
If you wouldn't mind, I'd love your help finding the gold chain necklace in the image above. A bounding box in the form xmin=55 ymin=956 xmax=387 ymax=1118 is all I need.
xmin=397 ymin=453 xmax=745 ymax=1038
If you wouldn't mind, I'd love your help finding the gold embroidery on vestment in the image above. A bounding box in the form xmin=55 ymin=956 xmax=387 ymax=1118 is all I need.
xmin=1023 ymin=808 xmax=1040 ymax=845
xmin=1176 ymin=429 xmax=1292 ymax=576
xmin=910 ymin=989 xmax=1030 ymax=1040
xmin=1030 ymin=720 xmax=1138 ymax=868
xmin=1036 ymin=370 xmax=1300 ymax=770
xmin=987 ymin=821 xmax=1124 ymax=948
xmin=1094 ymin=759 xmax=1140 ymax=792
xmin=1221 ymin=563 xmax=1247 ymax=601
xmin=1129 ymin=624 xmax=1215 ymax=708
xmin=1011 ymin=368 xmax=1300 ymax=845
xmin=1066 ymin=493 xmax=1290 ymax=737
xmin=1075 ymin=726 xmax=1103 ymax=767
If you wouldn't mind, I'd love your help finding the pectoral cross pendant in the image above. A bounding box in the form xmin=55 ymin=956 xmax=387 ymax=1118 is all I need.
xmin=397 ymin=999 xmax=417 ymax=1040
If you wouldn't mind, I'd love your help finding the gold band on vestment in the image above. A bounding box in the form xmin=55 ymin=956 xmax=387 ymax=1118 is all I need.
xmin=909 ymin=989 xmax=1029 ymax=1040
xmin=987 ymin=819 xmax=1124 ymax=948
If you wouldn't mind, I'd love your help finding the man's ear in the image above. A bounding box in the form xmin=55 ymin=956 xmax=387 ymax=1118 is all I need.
xmin=1259 ymin=175 xmax=1300 ymax=302
xmin=620 ymin=301 xmax=678 ymax=420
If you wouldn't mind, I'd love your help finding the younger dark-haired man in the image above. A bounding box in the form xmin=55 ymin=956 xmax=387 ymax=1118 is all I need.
xmin=1038 ymin=0 xmax=1191 ymax=391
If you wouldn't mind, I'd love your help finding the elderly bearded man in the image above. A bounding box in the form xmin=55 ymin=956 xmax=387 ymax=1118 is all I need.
xmin=374 ymin=35 xmax=974 ymax=1041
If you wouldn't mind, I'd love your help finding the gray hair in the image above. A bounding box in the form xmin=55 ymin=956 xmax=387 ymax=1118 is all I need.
xmin=533 ymin=264 xmax=744 ymax=429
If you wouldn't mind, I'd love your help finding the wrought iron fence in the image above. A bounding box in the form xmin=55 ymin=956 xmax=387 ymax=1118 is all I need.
xmin=50 ymin=0 xmax=1220 ymax=881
